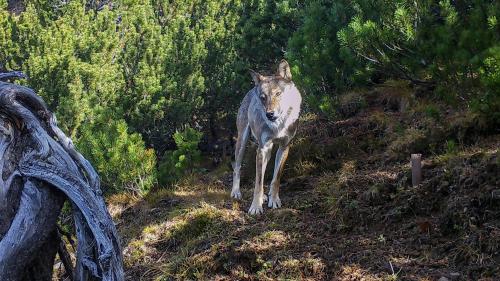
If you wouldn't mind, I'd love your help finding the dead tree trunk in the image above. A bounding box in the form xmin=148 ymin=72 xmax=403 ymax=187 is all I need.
xmin=0 ymin=77 xmax=124 ymax=281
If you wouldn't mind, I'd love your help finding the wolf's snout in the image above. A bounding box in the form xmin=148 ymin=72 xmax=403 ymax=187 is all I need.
xmin=266 ymin=112 xmax=277 ymax=121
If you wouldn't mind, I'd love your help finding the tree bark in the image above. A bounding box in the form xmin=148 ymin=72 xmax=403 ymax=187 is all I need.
xmin=0 ymin=78 xmax=124 ymax=281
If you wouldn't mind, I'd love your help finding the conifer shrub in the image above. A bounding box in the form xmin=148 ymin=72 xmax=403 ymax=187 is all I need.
xmin=78 ymin=119 xmax=157 ymax=195
xmin=158 ymin=126 xmax=203 ymax=186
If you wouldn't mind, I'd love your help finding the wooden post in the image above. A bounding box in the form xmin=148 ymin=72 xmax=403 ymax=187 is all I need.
xmin=411 ymin=153 xmax=422 ymax=187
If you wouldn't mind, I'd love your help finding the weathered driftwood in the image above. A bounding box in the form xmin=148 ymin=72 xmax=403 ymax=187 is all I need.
xmin=0 ymin=78 xmax=124 ymax=281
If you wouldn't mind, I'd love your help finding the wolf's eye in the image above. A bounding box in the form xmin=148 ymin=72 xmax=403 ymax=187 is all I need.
xmin=275 ymin=91 xmax=281 ymax=96
xmin=260 ymin=95 xmax=266 ymax=101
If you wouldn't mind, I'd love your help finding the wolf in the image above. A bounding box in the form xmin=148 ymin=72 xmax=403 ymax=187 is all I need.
xmin=231 ymin=60 xmax=302 ymax=215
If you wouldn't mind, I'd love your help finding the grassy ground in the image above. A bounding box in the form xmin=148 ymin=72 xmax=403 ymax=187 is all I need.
xmin=108 ymin=81 xmax=500 ymax=281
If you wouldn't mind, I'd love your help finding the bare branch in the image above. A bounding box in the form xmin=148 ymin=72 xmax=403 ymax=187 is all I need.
xmin=0 ymin=71 xmax=27 ymax=81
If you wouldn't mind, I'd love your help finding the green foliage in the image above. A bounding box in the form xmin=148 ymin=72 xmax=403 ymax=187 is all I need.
xmin=158 ymin=127 xmax=203 ymax=186
xmin=288 ymin=0 xmax=500 ymax=120
xmin=1 ymin=0 xmax=306 ymax=193
xmin=78 ymin=119 xmax=157 ymax=195
xmin=287 ymin=0 xmax=360 ymax=115
xmin=445 ymin=139 xmax=457 ymax=155
xmin=472 ymin=46 xmax=500 ymax=126
xmin=424 ymin=104 xmax=441 ymax=120
xmin=0 ymin=1 xmax=158 ymax=195
xmin=336 ymin=0 xmax=500 ymax=88
xmin=1 ymin=0 xmax=498 ymax=195
xmin=238 ymin=0 xmax=303 ymax=68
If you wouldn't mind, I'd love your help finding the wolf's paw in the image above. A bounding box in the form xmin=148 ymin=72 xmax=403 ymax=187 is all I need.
xmin=268 ymin=196 xmax=281 ymax=209
xmin=231 ymin=189 xmax=242 ymax=200
xmin=248 ymin=203 xmax=263 ymax=215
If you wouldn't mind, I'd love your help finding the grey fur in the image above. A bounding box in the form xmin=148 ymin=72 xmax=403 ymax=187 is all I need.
xmin=231 ymin=60 xmax=302 ymax=215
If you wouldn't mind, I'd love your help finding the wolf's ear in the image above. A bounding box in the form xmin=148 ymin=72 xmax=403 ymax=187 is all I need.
xmin=278 ymin=60 xmax=292 ymax=81
xmin=250 ymin=70 xmax=264 ymax=85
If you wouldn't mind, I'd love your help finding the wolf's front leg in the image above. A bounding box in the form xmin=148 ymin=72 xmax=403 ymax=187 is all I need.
xmin=249 ymin=144 xmax=272 ymax=215
xmin=268 ymin=145 xmax=289 ymax=209
xmin=231 ymin=125 xmax=250 ymax=199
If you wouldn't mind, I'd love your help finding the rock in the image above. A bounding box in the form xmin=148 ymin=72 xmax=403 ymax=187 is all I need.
xmin=450 ymin=272 xmax=460 ymax=280
xmin=492 ymin=190 xmax=500 ymax=200
xmin=438 ymin=277 xmax=450 ymax=281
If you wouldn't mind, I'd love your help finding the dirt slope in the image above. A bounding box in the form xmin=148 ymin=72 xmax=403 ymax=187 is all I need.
xmin=109 ymin=82 xmax=500 ymax=281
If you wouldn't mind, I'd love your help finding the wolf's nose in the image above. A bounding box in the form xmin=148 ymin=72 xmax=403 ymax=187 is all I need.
xmin=266 ymin=112 xmax=275 ymax=120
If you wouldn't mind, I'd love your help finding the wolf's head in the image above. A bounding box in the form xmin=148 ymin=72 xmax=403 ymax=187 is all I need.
xmin=251 ymin=60 xmax=296 ymax=122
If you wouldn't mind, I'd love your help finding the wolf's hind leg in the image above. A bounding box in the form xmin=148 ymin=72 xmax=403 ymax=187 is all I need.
xmin=231 ymin=124 xmax=249 ymax=199
xmin=268 ymin=145 xmax=290 ymax=209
